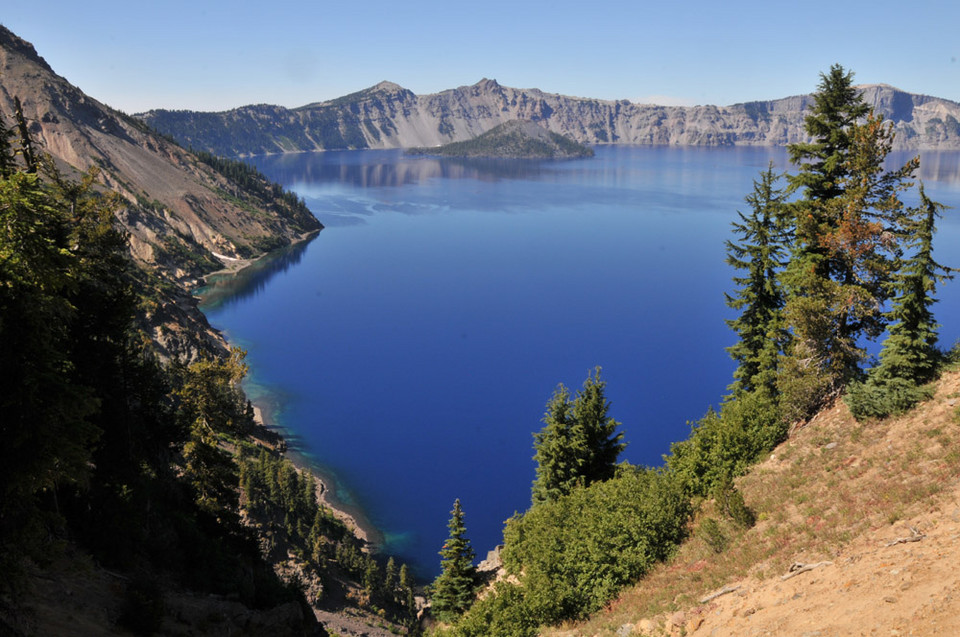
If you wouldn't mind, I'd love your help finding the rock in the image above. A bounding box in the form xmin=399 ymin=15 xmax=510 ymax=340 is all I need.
xmin=477 ymin=545 xmax=504 ymax=573
xmin=669 ymin=611 xmax=686 ymax=627
xmin=824 ymin=442 xmax=838 ymax=450
xmin=637 ymin=618 xmax=656 ymax=633
xmin=686 ymin=615 xmax=705 ymax=633
xmin=616 ymin=623 xmax=635 ymax=636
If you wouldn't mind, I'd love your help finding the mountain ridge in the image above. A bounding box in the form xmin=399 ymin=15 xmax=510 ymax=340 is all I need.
xmin=140 ymin=78 xmax=960 ymax=157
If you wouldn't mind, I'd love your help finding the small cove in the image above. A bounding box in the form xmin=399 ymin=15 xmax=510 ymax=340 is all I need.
xmin=198 ymin=146 xmax=960 ymax=577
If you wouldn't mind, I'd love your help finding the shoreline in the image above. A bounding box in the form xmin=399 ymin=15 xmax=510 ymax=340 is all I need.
xmin=250 ymin=401 xmax=384 ymax=549
xmin=198 ymin=229 xmax=321 ymax=284
xmin=193 ymin=232 xmax=385 ymax=553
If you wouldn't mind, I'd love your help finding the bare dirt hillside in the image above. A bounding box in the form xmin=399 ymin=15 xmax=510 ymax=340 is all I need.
xmin=547 ymin=369 xmax=960 ymax=636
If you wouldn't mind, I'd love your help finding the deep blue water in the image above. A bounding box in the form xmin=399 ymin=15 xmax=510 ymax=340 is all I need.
xmin=198 ymin=146 xmax=960 ymax=578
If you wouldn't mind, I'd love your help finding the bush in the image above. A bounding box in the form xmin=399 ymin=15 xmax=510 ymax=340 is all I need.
xmin=446 ymin=583 xmax=539 ymax=637
xmin=845 ymin=377 xmax=932 ymax=422
xmin=665 ymin=390 xmax=784 ymax=498
xmin=713 ymin=476 xmax=756 ymax=529
xmin=500 ymin=468 xmax=690 ymax=626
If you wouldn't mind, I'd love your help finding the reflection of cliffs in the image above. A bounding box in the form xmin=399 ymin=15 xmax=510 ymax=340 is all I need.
xmin=141 ymin=79 xmax=960 ymax=156
xmin=198 ymin=238 xmax=314 ymax=311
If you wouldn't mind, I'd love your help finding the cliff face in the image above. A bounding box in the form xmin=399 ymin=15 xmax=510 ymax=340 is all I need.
xmin=0 ymin=26 xmax=320 ymax=286
xmin=141 ymin=79 xmax=960 ymax=157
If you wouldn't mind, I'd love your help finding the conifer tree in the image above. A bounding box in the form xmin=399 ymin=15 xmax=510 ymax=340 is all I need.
xmin=724 ymin=163 xmax=790 ymax=397
xmin=531 ymin=368 xmax=625 ymax=504
xmin=846 ymin=185 xmax=954 ymax=419
xmin=431 ymin=498 xmax=478 ymax=621
xmin=788 ymin=64 xmax=869 ymax=203
xmin=779 ymin=65 xmax=918 ymax=420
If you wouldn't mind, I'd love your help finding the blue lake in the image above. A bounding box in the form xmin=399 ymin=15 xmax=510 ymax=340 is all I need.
xmin=199 ymin=146 xmax=960 ymax=578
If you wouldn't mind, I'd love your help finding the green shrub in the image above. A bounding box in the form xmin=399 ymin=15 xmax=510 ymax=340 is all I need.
xmin=845 ymin=377 xmax=932 ymax=422
xmin=713 ymin=476 xmax=756 ymax=529
xmin=665 ymin=389 xmax=784 ymax=498
xmin=500 ymin=468 xmax=690 ymax=626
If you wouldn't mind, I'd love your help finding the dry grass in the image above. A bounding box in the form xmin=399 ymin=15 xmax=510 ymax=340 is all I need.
xmin=544 ymin=369 xmax=960 ymax=636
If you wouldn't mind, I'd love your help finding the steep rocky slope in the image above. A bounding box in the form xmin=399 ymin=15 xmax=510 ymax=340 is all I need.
xmin=0 ymin=26 xmax=320 ymax=285
xmin=550 ymin=368 xmax=960 ymax=636
xmin=0 ymin=25 xmax=321 ymax=358
xmin=141 ymin=79 xmax=960 ymax=156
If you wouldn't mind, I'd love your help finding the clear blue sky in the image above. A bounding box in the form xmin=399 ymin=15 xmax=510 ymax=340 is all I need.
xmin=3 ymin=1 xmax=958 ymax=113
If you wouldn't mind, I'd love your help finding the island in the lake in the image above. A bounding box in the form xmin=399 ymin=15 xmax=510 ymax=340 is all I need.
xmin=408 ymin=119 xmax=595 ymax=159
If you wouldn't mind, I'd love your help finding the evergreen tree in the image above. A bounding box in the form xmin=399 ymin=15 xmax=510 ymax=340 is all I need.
xmin=384 ymin=556 xmax=398 ymax=597
xmin=431 ymin=499 xmax=478 ymax=621
xmin=0 ymin=115 xmax=102 ymax=580
xmin=846 ymin=185 xmax=954 ymax=419
xmin=788 ymin=64 xmax=869 ymax=202
xmin=724 ymin=163 xmax=791 ymax=397
xmin=531 ymin=368 xmax=625 ymax=504
xmin=779 ymin=65 xmax=918 ymax=420
xmin=879 ymin=186 xmax=953 ymax=382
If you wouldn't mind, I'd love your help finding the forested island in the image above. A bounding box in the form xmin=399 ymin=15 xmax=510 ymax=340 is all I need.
xmin=407 ymin=119 xmax=594 ymax=159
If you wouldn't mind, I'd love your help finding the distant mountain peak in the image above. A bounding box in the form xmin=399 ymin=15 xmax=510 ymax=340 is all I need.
xmin=370 ymin=80 xmax=406 ymax=93
xmin=142 ymin=76 xmax=960 ymax=155
xmin=475 ymin=78 xmax=501 ymax=90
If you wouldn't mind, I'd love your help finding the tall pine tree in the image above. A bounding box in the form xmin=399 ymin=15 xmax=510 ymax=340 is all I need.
xmin=531 ymin=368 xmax=625 ymax=504
xmin=431 ymin=498 xmax=478 ymax=621
xmin=725 ymin=163 xmax=790 ymax=398
xmin=779 ymin=65 xmax=918 ymax=421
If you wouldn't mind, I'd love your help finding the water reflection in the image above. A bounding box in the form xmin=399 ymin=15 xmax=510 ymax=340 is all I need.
xmin=916 ymin=151 xmax=960 ymax=184
xmin=197 ymin=236 xmax=315 ymax=310
xmin=250 ymin=149 xmax=558 ymax=189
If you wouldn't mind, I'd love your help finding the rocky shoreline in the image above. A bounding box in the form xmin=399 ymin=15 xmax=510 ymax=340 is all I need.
xmin=193 ymin=233 xmax=384 ymax=552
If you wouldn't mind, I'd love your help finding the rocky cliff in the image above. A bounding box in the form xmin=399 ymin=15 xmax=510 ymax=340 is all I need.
xmin=141 ymin=79 xmax=960 ymax=157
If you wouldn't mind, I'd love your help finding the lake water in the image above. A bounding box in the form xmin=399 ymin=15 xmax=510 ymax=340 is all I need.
xmin=198 ymin=146 xmax=960 ymax=578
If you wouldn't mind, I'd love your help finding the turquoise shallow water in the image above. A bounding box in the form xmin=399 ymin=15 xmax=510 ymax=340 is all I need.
xmin=199 ymin=146 xmax=960 ymax=577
